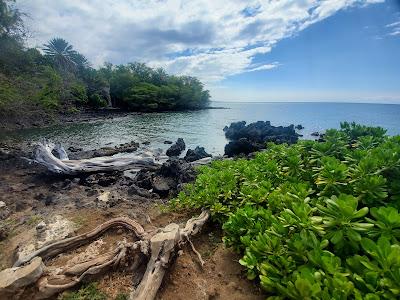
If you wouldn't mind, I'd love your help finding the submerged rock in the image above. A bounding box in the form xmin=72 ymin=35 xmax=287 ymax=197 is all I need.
xmin=184 ymin=146 xmax=212 ymax=162
xmin=166 ymin=138 xmax=186 ymax=157
xmin=223 ymin=121 xmax=299 ymax=157
xmin=70 ymin=141 xmax=139 ymax=159
xmin=295 ymin=124 xmax=304 ymax=130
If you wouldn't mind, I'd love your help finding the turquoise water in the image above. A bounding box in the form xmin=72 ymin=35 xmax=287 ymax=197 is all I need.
xmin=1 ymin=102 xmax=400 ymax=155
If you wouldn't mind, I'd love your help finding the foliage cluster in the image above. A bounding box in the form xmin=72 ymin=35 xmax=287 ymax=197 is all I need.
xmin=0 ymin=0 xmax=210 ymax=118
xmin=59 ymin=283 xmax=107 ymax=300
xmin=106 ymin=63 xmax=210 ymax=110
xmin=171 ymin=122 xmax=400 ymax=299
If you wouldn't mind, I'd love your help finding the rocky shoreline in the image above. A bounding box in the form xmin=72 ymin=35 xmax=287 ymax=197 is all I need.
xmin=0 ymin=106 xmax=229 ymax=131
xmin=0 ymin=120 xmax=303 ymax=299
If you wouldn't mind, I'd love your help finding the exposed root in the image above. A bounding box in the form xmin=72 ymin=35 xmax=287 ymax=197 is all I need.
xmin=14 ymin=217 xmax=146 ymax=267
xmin=0 ymin=211 xmax=210 ymax=300
xmin=186 ymin=235 xmax=205 ymax=267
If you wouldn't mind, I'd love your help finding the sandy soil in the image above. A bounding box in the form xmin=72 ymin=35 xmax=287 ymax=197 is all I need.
xmin=0 ymin=155 xmax=264 ymax=300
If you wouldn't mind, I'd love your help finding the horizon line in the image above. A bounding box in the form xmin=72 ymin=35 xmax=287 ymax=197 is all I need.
xmin=210 ymin=100 xmax=400 ymax=105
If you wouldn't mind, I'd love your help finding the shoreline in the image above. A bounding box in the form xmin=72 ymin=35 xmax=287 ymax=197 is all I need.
xmin=0 ymin=106 xmax=229 ymax=132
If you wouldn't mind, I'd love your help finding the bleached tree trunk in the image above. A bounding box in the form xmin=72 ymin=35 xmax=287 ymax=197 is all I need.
xmin=0 ymin=211 xmax=210 ymax=300
xmin=31 ymin=142 xmax=161 ymax=175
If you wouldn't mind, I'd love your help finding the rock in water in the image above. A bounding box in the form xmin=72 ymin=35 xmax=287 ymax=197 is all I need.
xmin=184 ymin=146 xmax=212 ymax=162
xmin=223 ymin=121 xmax=299 ymax=157
xmin=166 ymin=138 xmax=186 ymax=157
xmin=69 ymin=141 xmax=139 ymax=159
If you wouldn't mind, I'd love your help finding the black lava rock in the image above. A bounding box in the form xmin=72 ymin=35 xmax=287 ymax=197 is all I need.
xmin=184 ymin=146 xmax=212 ymax=162
xmin=223 ymin=121 xmax=299 ymax=157
xmin=166 ymin=138 xmax=186 ymax=157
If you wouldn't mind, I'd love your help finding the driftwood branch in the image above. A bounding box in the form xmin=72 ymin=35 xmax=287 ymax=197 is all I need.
xmin=131 ymin=210 xmax=210 ymax=300
xmin=32 ymin=142 xmax=161 ymax=175
xmin=14 ymin=217 xmax=146 ymax=267
xmin=31 ymin=141 xmax=212 ymax=175
xmin=0 ymin=211 xmax=210 ymax=300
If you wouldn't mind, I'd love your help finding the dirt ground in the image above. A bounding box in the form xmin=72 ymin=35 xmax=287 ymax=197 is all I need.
xmin=0 ymin=156 xmax=264 ymax=300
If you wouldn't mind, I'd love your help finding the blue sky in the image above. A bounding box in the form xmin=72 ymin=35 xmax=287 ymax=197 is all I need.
xmin=18 ymin=0 xmax=400 ymax=103
xmin=211 ymin=0 xmax=400 ymax=102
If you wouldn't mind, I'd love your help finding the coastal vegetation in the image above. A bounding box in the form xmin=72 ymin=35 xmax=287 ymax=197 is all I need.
xmin=171 ymin=122 xmax=400 ymax=299
xmin=0 ymin=0 xmax=210 ymax=127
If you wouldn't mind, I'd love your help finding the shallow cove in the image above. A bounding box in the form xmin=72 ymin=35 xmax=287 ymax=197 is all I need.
xmin=1 ymin=102 xmax=400 ymax=155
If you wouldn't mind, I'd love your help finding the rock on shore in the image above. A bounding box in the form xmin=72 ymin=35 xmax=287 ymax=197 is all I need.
xmin=184 ymin=146 xmax=212 ymax=162
xmin=166 ymin=138 xmax=186 ymax=157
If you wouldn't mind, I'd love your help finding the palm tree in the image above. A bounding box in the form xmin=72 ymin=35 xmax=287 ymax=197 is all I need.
xmin=70 ymin=51 xmax=90 ymax=69
xmin=42 ymin=37 xmax=78 ymax=70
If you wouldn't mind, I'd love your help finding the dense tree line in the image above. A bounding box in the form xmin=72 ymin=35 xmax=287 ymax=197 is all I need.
xmin=0 ymin=0 xmax=210 ymax=117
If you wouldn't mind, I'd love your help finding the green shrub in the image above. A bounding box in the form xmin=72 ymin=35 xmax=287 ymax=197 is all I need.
xmin=0 ymin=74 xmax=17 ymax=108
xmin=35 ymin=66 xmax=62 ymax=109
xmin=70 ymin=83 xmax=88 ymax=104
xmin=89 ymin=93 xmax=107 ymax=108
xmin=59 ymin=283 xmax=107 ymax=300
xmin=171 ymin=123 xmax=400 ymax=299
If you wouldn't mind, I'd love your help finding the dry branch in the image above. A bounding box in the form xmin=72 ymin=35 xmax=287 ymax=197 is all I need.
xmin=131 ymin=210 xmax=210 ymax=300
xmin=0 ymin=211 xmax=210 ymax=300
xmin=31 ymin=141 xmax=212 ymax=175
xmin=32 ymin=142 xmax=161 ymax=175
xmin=14 ymin=217 xmax=146 ymax=267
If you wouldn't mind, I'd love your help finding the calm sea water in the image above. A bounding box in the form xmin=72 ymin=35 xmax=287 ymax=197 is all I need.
xmin=1 ymin=102 xmax=400 ymax=155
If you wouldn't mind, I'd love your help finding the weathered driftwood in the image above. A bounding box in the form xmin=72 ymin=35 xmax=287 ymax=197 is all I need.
xmin=31 ymin=142 xmax=212 ymax=175
xmin=0 ymin=211 xmax=210 ymax=300
xmin=14 ymin=217 xmax=146 ymax=267
xmin=32 ymin=142 xmax=161 ymax=175
xmin=131 ymin=210 xmax=209 ymax=300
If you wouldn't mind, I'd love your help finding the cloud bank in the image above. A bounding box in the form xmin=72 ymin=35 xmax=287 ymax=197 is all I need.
xmin=18 ymin=0 xmax=383 ymax=82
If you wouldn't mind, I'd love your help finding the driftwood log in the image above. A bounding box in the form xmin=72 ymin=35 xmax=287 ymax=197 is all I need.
xmin=0 ymin=211 xmax=210 ymax=300
xmin=31 ymin=142 xmax=161 ymax=175
xmin=31 ymin=141 xmax=213 ymax=175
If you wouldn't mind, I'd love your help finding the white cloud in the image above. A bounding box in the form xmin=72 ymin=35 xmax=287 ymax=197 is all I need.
xmin=386 ymin=19 xmax=400 ymax=36
xmin=17 ymin=0 xmax=383 ymax=82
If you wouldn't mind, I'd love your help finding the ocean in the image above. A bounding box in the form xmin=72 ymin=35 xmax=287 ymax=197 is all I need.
xmin=2 ymin=102 xmax=400 ymax=155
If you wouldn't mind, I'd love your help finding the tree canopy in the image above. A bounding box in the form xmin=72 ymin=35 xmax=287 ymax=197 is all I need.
xmin=0 ymin=0 xmax=210 ymax=116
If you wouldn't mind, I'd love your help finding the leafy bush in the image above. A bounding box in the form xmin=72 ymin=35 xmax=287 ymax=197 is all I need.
xmin=59 ymin=283 xmax=107 ymax=300
xmin=88 ymin=93 xmax=107 ymax=108
xmin=70 ymin=83 xmax=88 ymax=104
xmin=171 ymin=122 xmax=400 ymax=299
xmin=35 ymin=66 xmax=62 ymax=109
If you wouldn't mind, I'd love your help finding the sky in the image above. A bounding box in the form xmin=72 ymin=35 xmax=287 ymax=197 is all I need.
xmin=17 ymin=0 xmax=400 ymax=103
